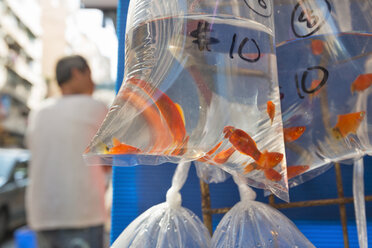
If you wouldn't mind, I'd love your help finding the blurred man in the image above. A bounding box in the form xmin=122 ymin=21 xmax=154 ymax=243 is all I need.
xmin=26 ymin=55 xmax=108 ymax=248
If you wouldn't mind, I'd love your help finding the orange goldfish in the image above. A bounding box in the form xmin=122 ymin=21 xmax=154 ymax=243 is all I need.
xmin=243 ymin=161 xmax=256 ymax=174
xmin=119 ymin=89 xmax=173 ymax=151
xmin=332 ymin=111 xmax=365 ymax=139
xmin=243 ymin=162 xmax=282 ymax=181
xmin=311 ymin=39 xmax=324 ymax=55
xmin=223 ymin=126 xmax=261 ymax=161
xmin=224 ymin=126 xmax=284 ymax=181
xmin=127 ymin=78 xmax=189 ymax=155
xmin=264 ymin=168 xmax=282 ymax=182
xmin=267 ymin=101 xmax=275 ymax=124
xmin=350 ymin=74 xmax=372 ymax=94
xmin=283 ymin=126 xmax=306 ymax=142
xmin=309 ymin=79 xmax=322 ymax=101
xmin=287 ymin=165 xmax=310 ymax=179
xmin=128 ymin=79 xmax=186 ymax=142
xmin=107 ymin=138 xmax=141 ymax=155
xmin=255 ymin=150 xmax=284 ymax=170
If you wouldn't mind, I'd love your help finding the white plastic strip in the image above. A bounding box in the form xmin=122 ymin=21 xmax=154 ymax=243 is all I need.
xmin=353 ymin=157 xmax=368 ymax=248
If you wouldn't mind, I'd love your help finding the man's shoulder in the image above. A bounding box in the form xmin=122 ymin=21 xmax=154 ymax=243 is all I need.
xmin=33 ymin=98 xmax=58 ymax=112
xmin=78 ymin=96 xmax=108 ymax=110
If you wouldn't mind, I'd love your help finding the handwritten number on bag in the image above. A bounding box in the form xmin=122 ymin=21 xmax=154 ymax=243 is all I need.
xmin=243 ymin=0 xmax=272 ymax=17
xmin=298 ymin=9 xmax=319 ymax=28
xmin=294 ymin=66 xmax=329 ymax=99
xmin=258 ymin=0 xmax=267 ymax=9
xmin=230 ymin=34 xmax=261 ymax=63
xmin=291 ymin=0 xmax=332 ymax=38
xmin=190 ymin=21 xmax=220 ymax=51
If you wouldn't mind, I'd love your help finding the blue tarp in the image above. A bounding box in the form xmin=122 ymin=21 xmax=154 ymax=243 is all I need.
xmin=111 ymin=1 xmax=372 ymax=246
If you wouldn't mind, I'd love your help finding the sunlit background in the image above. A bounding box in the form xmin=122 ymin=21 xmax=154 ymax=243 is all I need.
xmin=0 ymin=0 xmax=118 ymax=148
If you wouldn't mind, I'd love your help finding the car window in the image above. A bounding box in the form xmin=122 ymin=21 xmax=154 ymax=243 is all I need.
xmin=0 ymin=156 xmax=15 ymax=178
xmin=13 ymin=161 xmax=28 ymax=180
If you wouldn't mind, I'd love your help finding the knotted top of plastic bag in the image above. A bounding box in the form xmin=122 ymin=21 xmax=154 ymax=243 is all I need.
xmin=211 ymin=173 xmax=315 ymax=248
xmin=111 ymin=161 xmax=211 ymax=248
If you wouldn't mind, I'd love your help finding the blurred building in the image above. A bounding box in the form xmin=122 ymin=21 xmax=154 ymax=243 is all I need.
xmin=0 ymin=0 xmax=117 ymax=148
xmin=41 ymin=0 xmax=117 ymax=105
xmin=0 ymin=0 xmax=46 ymax=147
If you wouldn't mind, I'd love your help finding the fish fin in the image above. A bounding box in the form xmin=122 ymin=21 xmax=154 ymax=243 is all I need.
xmin=207 ymin=141 xmax=223 ymax=156
xmin=197 ymin=140 xmax=224 ymax=162
xmin=174 ymin=102 xmax=186 ymax=126
xmin=264 ymin=169 xmax=282 ymax=181
xmin=243 ymin=162 xmax=257 ymax=174
xmin=112 ymin=137 xmax=121 ymax=147
xmin=171 ymin=136 xmax=189 ymax=156
xmin=287 ymin=165 xmax=310 ymax=179
xmin=351 ymin=84 xmax=355 ymax=95
xmin=331 ymin=127 xmax=343 ymax=140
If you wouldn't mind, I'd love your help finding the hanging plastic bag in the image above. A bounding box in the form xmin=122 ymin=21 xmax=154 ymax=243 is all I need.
xmin=211 ymin=173 xmax=315 ymax=248
xmin=195 ymin=162 xmax=231 ymax=184
xmin=111 ymin=161 xmax=211 ymax=247
xmin=84 ymin=0 xmax=290 ymax=201
xmin=274 ymin=0 xmax=372 ymax=246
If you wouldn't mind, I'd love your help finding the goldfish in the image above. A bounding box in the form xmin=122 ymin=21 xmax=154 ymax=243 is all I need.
xmin=119 ymin=89 xmax=174 ymax=151
xmin=223 ymin=126 xmax=261 ymax=161
xmin=283 ymin=126 xmax=306 ymax=142
xmin=267 ymin=101 xmax=275 ymax=124
xmin=264 ymin=168 xmax=282 ymax=182
xmin=287 ymin=165 xmax=310 ymax=179
xmin=243 ymin=161 xmax=283 ymax=182
xmin=243 ymin=161 xmax=256 ymax=174
xmin=106 ymin=138 xmax=141 ymax=155
xmin=350 ymin=73 xmax=372 ymax=94
xmin=311 ymin=39 xmax=324 ymax=55
xmin=224 ymin=126 xmax=284 ymax=181
xmin=331 ymin=111 xmax=365 ymax=139
xmin=127 ymin=78 xmax=189 ymax=155
xmin=308 ymin=79 xmax=322 ymax=101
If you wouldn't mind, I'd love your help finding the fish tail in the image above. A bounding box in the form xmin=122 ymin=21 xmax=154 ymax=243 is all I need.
xmin=243 ymin=162 xmax=257 ymax=174
xmin=287 ymin=165 xmax=310 ymax=179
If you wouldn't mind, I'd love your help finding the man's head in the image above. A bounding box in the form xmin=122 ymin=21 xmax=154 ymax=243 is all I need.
xmin=55 ymin=55 xmax=94 ymax=95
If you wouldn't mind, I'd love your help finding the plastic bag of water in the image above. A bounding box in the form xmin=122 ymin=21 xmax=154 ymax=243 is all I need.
xmin=84 ymin=0 xmax=289 ymax=200
xmin=274 ymin=0 xmax=372 ymax=186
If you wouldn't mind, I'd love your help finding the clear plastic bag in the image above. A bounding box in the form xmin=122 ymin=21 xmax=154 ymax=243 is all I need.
xmin=84 ymin=0 xmax=289 ymax=201
xmin=274 ymin=0 xmax=372 ymax=188
xmin=274 ymin=0 xmax=372 ymax=246
xmin=111 ymin=161 xmax=211 ymax=247
xmin=195 ymin=162 xmax=231 ymax=184
xmin=111 ymin=202 xmax=211 ymax=248
xmin=211 ymin=174 xmax=315 ymax=248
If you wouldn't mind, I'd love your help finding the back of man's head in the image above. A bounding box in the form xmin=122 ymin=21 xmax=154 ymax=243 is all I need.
xmin=56 ymin=55 xmax=89 ymax=86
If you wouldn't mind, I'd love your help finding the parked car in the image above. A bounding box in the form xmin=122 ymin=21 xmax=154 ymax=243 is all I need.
xmin=0 ymin=148 xmax=29 ymax=240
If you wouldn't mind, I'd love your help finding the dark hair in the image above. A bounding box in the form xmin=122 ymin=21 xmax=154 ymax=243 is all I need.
xmin=55 ymin=55 xmax=89 ymax=86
